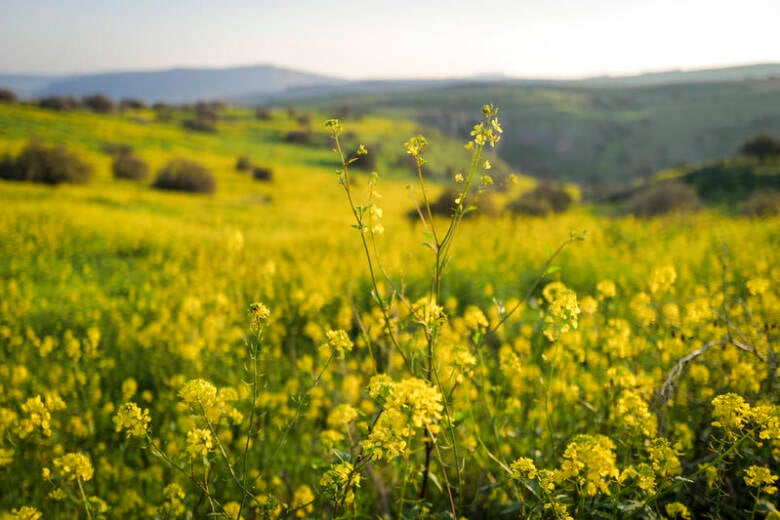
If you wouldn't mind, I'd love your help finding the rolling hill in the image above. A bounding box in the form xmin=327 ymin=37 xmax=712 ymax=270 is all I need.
xmin=290 ymin=77 xmax=780 ymax=183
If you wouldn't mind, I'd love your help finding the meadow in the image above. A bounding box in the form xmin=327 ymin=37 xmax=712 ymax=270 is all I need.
xmin=0 ymin=102 xmax=778 ymax=519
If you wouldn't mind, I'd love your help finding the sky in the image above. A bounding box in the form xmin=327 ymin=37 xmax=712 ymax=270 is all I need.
xmin=1 ymin=0 xmax=779 ymax=79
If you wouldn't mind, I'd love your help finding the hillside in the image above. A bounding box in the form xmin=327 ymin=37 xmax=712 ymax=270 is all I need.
xmin=294 ymin=78 xmax=780 ymax=183
xmin=1 ymin=96 xmax=779 ymax=520
xmin=0 ymin=100 xmax=513 ymax=203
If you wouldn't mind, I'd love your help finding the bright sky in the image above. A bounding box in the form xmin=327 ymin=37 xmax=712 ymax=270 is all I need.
xmin=1 ymin=0 xmax=778 ymax=79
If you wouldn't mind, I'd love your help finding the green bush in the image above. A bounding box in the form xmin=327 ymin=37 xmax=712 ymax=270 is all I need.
xmin=252 ymin=166 xmax=273 ymax=182
xmin=112 ymin=153 xmax=149 ymax=181
xmin=739 ymin=133 xmax=780 ymax=163
xmin=183 ymin=113 xmax=217 ymax=132
xmin=741 ymin=190 xmax=780 ymax=217
xmin=284 ymin=130 xmax=313 ymax=144
xmin=235 ymin=156 xmax=252 ymax=172
xmin=407 ymin=187 xmax=495 ymax=221
xmin=0 ymin=139 xmax=93 ymax=184
xmin=0 ymin=88 xmax=17 ymax=103
xmin=119 ymin=98 xmax=146 ymax=110
xmin=82 ymin=94 xmax=115 ymax=113
xmin=506 ymin=195 xmax=552 ymax=216
xmin=630 ymin=180 xmax=701 ymax=217
xmin=254 ymin=107 xmax=273 ymax=120
xmin=37 ymin=96 xmax=79 ymax=111
xmin=507 ymin=183 xmax=573 ymax=216
xmin=153 ymin=158 xmax=216 ymax=193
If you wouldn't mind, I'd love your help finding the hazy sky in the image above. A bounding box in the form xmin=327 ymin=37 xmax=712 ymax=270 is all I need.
xmin=1 ymin=0 xmax=778 ymax=79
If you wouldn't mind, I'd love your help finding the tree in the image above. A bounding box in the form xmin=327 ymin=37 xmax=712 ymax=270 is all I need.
xmin=739 ymin=133 xmax=780 ymax=163
xmin=0 ymin=88 xmax=17 ymax=103
xmin=82 ymin=94 xmax=115 ymax=113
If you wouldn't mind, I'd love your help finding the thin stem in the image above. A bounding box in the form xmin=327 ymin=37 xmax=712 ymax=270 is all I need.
xmin=76 ymin=477 xmax=93 ymax=520
xmin=238 ymin=327 xmax=263 ymax=518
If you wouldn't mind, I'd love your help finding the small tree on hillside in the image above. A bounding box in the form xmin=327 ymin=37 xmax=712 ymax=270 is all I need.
xmin=82 ymin=94 xmax=115 ymax=113
xmin=739 ymin=133 xmax=780 ymax=163
xmin=0 ymin=88 xmax=17 ymax=103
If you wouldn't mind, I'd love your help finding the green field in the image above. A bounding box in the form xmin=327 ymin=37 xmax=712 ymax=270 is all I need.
xmin=0 ymin=102 xmax=778 ymax=519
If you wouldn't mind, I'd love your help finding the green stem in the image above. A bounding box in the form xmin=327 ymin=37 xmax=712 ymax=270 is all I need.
xmin=76 ymin=477 xmax=93 ymax=520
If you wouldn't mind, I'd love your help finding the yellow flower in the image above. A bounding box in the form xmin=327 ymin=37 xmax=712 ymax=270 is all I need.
xmin=649 ymin=265 xmax=677 ymax=295
xmin=249 ymin=302 xmax=271 ymax=330
xmin=596 ymin=280 xmax=616 ymax=300
xmin=746 ymin=277 xmax=770 ymax=296
xmin=320 ymin=461 xmax=361 ymax=506
xmin=510 ymin=457 xmax=537 ymax=479
xmin=292 ymin=485 xmax=315 ymax=518
xmin=113 ymin=402 xmax=151 ymax=438
xmin=404 ymin=135 xmax=428 ymax=158
xmin=558 ymin=435 xmax=619 ymax=496
xmin=11 ymin=506 xmax=42 ymax=520
xmin=744 ymin=465 xmax=778 ymax=494
xmin=53 ymin=452 xmax=94 ymax=482
xmin=665 ymin=502 xmax=691 ymax=519
xmin=320 ymin=329 xmax=354 ymax=359
xmin=179 ymin=379 xmax=218 ymax=409
xmin=711 ymin=393 xmax=751 ymax=431
xmin=186 ymin=428 xmax=214 ymax=458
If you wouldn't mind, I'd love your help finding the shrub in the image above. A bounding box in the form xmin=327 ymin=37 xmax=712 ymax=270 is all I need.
xmin=119 ymin=98 xmax=146 ymax=110
xmin=741 ymin=190 xmax=780 ymax=217
xmin=507 ymin=183 xmax=573 ymax=216
xmin=252 ymin=166 xmax=273 ymax=182
xmin=82 ymin=94 xmax=114 ymax=113
xmin=0 ymin=154 xmax=21 ymax=179
xmin=112 ymin=153 xmax=149 ymax=181
xmin=37 ymin=96 xmax=79 ymax=111
xmin=506 ymin=195 xmax=553 ymax=216
xmin=255 ymin=107 xmax=273 ymax=120
xmin=630 ymin=180 xmax=701 ymax=217
xmin=183 ymin=113 xmax=217 ymax=132
xmin=0 ymin=88 xmax=17 ymax=103
xmin=235 ymin=156 xmax=252 ymax=172
xmin=407 ymin=187 xmax=494 ymax=221
xmin=183 ymin=103 xmax=219 ymax=132
xmin=0 ymin=139 xmax=93 ymax=184
xmin=153 ymin=158 xmax=215 ymax=193
xmin=739 ymin=133 xmax=780 ymax=163
xmin=285 ymin=130 xmax=313 ymax=144
xmin=102 ymin=142 xmax=134 ymax=157
xmin=533 ymin=183 xmax=573 ymax=212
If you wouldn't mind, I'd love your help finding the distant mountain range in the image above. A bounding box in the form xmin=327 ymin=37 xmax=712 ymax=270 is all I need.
xmin=0 ymin=64 xmax=345 ymax=103
xmin=1 ymin=63 xmax=779 ymax=104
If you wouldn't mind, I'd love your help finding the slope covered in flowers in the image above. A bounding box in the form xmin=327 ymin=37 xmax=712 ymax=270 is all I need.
xmin=0 ymin=104 xmax=778 ymax=519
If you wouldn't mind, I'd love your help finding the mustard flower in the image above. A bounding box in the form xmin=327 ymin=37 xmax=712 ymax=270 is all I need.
xmin=744 ymin=465 xmax=778 ymax=495
xmin=320 ymin=461 xmax=361 ymax=506
xmin=113 ymin=402 xmax=151 ymax=438
xmin=11 ymin=506 xmax=42 ymax=520
xmin=53 ymin=452 xmax=94 ymax=482
xmin=179 ymin=378 xmax=218 ymax=409
xmin=320 ymin=329 xmax=354 ymax=359
xmin=665 ymin=502 xmax=691 ymax=519
xmin=186 ymin=428 xmax=214 ymax=458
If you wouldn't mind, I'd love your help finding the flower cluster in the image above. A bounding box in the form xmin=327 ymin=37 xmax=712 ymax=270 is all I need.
xmin=113 ymin=402 xmax=151 ymax=438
